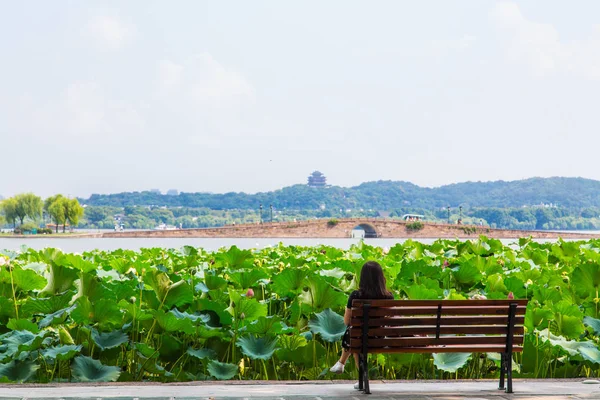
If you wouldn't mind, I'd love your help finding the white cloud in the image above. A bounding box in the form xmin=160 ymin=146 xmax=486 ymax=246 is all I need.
xmin=188 ymin=53 xmax=254 ymax=104
xmin=431 ymin=34 xmax=477 ymax=52
xmin=156 ymin=53 xmax=254 ymax=106
xmin=491 ymin=1 xmax=600 ymax=79
xmin=87 ymin=15 xmax=135 ymax=51
xmin=158 ymin=60 xmax=184 ymax=90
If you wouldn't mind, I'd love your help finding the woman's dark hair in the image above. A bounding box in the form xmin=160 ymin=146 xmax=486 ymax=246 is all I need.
xmin=358 ymin=261 xmax=393 ymax=299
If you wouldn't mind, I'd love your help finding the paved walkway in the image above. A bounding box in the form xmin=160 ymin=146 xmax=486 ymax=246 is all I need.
xmin=0 ymin=380 xmax=599 ymax=399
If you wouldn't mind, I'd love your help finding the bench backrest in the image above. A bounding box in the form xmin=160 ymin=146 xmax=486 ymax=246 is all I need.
xmin=349 ymin=299 xmax=528 ymax=354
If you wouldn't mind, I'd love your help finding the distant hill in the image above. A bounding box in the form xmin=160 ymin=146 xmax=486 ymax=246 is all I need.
xmin=82 ymin=177 xmax=600 ymax=210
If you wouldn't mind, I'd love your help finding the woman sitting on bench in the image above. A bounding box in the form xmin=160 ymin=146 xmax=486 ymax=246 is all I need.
xmin=330 ymin=261 xmax=394 ymax=386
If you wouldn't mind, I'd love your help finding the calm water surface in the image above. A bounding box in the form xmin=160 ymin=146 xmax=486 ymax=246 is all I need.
xmin=0 ymin=237 xmax=526 ymax=252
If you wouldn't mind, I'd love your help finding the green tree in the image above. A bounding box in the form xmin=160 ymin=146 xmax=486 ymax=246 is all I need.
xmin=63 ymin=198 xmax=84 ymax=232
xmin=46 ymin=196 xmax=67 ymax=234
xmin=1 ymin=198 xmax=18 ymax=228
xmin=13 ymin=193 xmax=43 ymax=225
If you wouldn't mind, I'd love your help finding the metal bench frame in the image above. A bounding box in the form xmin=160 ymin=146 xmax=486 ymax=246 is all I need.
xmin=349 ymin=299 xmax=527 ymax=395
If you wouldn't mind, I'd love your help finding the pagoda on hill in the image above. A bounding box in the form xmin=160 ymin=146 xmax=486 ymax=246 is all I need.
xmin=307 ymin=171 xmax=327 ymax=187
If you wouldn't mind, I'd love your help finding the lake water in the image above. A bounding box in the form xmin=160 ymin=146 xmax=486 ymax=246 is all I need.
xmin=0 ymin=237 xmax=526 ymax=253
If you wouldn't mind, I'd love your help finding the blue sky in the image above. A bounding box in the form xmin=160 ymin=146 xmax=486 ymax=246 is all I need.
xmin=2 ymin=1 xmax=600 ymax=197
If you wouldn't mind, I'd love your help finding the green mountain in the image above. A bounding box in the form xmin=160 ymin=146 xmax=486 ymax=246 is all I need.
xmin=83 ymin=177 xmax=600 ymax=210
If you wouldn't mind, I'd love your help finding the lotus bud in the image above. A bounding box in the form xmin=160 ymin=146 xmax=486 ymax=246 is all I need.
xmin=240 ymin=312 xmax=245 ymax=319
xmin=246 ymin=288 xmax=254 ymax=298
xmin=129 ymin=296 xmax=137 ymax=304
xmin=383 ymin=247 xmax=389 ymax=255
xmin=507 ymin=292 xmax=514 ymax=300
xmin=59 ymin=327 xmax=75 ymax=345
xmin=443 ymin=260 xmax=449 ymax=269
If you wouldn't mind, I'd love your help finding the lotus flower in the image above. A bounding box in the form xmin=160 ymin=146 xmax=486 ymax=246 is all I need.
xmin=246 ymin=288 xmax=254 ymax=298
xmin=507 ymin=292 xmax=514 ymax=300
xmin=0 ymin=257 xmax=7 ymax=266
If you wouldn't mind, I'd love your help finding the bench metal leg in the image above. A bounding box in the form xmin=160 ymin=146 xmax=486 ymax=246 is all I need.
xmin=506 ymin=352 xmax=513 ymax=394
xmin=357 ymin=353 xmax=364 ymax=391
xmin=362 ymin=353 xmax=370 ymax=394
xmin=498 ymin=353 xmax=505 ymax=390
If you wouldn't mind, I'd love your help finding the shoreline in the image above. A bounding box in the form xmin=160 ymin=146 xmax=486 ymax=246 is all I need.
xmin=3 ymin=220 xmax=599 ymax=240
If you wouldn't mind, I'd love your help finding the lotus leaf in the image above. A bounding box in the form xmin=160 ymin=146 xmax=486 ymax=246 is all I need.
xmin=538 ymin=328 xmax=600 ymax=362
xmin=237 ymin=335 xmax=278 ymax=360
xmin=196 ymin=298 xmax=233 ymax=326
xmin=204 ymin=274 xmax=228 ymax=291
xmin=572 ymin=263 xmax=600 ymax=300
xmin=59 ymin=254 xmax=97 ymax=274
xmin=584 ymin=316 xmax=600 ymax=335
xmin=6 ymin=318 xmax=39 ymax=333
xmin=433 ymin=352 xmax=471 ymax=372
xmin=12 ymin=267 xmax=47 ymax=292
xmin=278 ymin=334 xmax=307 ymax=351
xmin=229 ymin=269 xmax=269 ymax=289
xmin=164 ymin=279 xmax=194 ymax=308
xmin=40 ymin=263 xmax=79 ymax=295
xmin=298 ymin=275 xmax=346 ymax=312
xmin=405 ymin=284 xmax=439 ymax=300
xmin=21 ymin=290 xmax=74 ymax=315
xmin=158 ymin=334 xmax=183 ymax=360
xmin=154 ymin=310 xmax=195 ymax=334
xmin=272 ymin=268 xmax=308 ymax=297
xmin=71 ymin=356 xmax=121 ymax=382
xmin=42 ymin=344 xmax=81 ymax=361
xmin=308 ymin=309 xmax=346 ymax=342
xmin=91 ymin=329 xmax=129 ymax=351
xmin=452 ymin=263 xmax=481 ymax=287
xmin=227 ymin=292 xmax=267 ymax=322
xmin=187 ymin=347 xmax=216 ymax=360
xmin=0 ymin=360 xmax=40 ymax=382
xmin=244 ymin=316 xmax=290 ymax=335
xmin=138 ymin=354 xmax=174 ymax=377
xmin=207 ymin=360 xmax=238 ymax=380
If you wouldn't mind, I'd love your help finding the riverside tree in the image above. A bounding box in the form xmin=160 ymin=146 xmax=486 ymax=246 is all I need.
xmin=62 ymin=198 xmax=84 ymax=232
xmin=44 ymin=195 xmax=67 ymax=233
xmin=0 ymin=197 xmax=18 ymax=228
xmin=13 ymin=193 xmax=43 ymax=225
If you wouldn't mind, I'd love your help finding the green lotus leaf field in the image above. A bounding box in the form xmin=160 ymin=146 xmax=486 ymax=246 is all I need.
xmin=1 ymin=237 xmax=600 ymax=382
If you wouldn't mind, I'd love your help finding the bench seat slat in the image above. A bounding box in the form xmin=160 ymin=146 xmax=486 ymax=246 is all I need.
xmin=350 ymin=335 xmax=524 ymax=348
xmin=350 ymin=315 xmax=525 ymax=327
xmin=349 ymin=345 xmax=523 ymax=354
xmin=352 ymin=305 xmax=527 ymax=317
xmin=352 ymin=299 xmax=528 ymax=307
xmin=349 ymin=326 xmax=524 ymax=337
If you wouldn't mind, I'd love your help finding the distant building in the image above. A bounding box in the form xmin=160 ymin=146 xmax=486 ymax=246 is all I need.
xmin=307 ymin=171 xmax=327 ymax=187
xmin=150 ymin=189 xmax=161 ymax=194
xmin=166 ymin=189 xmax=179 ymax=196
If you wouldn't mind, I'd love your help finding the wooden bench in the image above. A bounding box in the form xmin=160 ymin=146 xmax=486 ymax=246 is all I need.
xmin=349 ymin=299 xmax=528 ymax=394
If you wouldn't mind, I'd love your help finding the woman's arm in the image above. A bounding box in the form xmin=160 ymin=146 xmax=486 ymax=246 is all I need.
xmin=344 ymin=307 xmax=352 ymax=325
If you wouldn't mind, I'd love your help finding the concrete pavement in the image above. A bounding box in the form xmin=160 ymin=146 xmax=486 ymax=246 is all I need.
xmin=0 ymin=380 xmax=599 ymax=399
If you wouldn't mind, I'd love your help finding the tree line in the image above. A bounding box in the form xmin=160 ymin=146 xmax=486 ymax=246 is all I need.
xmin=81 ymin=177 xmax=600 ymax=210
xmin=1 ymin=193 xmax=84 ymax=233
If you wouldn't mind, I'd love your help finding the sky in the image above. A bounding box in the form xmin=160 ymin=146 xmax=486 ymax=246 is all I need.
xmin=2 ymin=0 xmax=600 ymax=198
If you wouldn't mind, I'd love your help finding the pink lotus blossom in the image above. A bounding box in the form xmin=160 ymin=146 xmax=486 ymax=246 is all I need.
xmin=246 ymin=288 xmax=254 ymax=298
xmin=507 ymin=292 xmax=515 ymax=300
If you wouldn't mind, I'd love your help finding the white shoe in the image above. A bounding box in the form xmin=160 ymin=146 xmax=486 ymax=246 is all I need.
xmin=330 ymin=361 xmax=345 ymax=374
xmin=354 ymin=382 xmax=361 ymax=390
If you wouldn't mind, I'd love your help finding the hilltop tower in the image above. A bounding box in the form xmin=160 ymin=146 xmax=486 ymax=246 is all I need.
xmin=307 ymin=171 xmax=327 ymax=187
